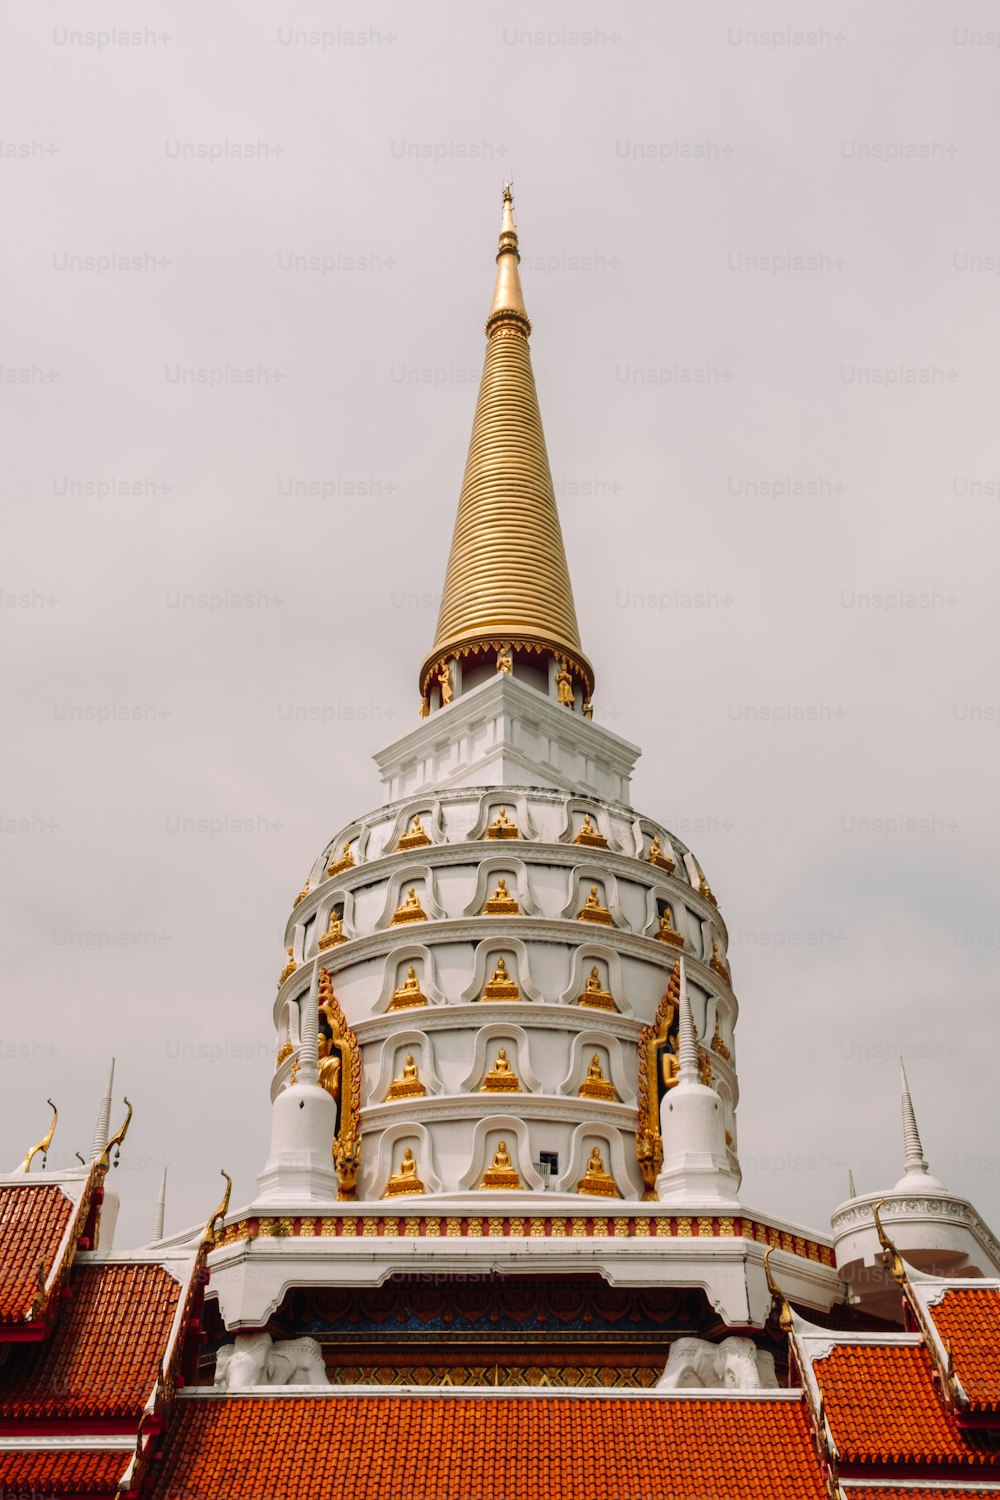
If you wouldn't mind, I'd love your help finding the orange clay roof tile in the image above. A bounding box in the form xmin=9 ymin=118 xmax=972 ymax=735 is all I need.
xmin=0 ymin=1183 xmax=76 ymax=1323
xmin=815 ymin=1343 xmax=1000 ymax=1467
xmin=930 ymin=1286 xmax=1000 ymax=1412
xmin=0 ymin=1448 xmax=129 ymax=1495
xmin=144 ymin=1394 xmax=830 ymax=1500
xmin=0 ymin=1262 xmax=180 ymax=1422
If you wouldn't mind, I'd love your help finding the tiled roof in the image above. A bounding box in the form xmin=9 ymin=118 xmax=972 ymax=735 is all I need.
xmin=143 ymin=1393 xmax=829 ymax=1500
xmin=0 ymin=1263 xmax=181 ymax=1422
xmin=0 ymin=1447 xmax=130 ymax=1495
xmin=929 ymin=1286 xmax=1000 ymax=1412
xmin=0 ymin=1184 xmax=75 ymax=1323
xmin=815 ymin=1343 xmax=1000 ymax=1468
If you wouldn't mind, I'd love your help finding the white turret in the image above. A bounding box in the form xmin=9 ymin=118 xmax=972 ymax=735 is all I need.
xmin=655 ymin=962 xmax=740 ymax=1206
xmin=256 ymin=968 xmax=339 ymax=1205
xmin=893 ymin=1059 xmax=944 ymax=1192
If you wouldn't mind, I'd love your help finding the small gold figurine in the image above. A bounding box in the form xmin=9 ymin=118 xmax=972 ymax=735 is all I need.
xmin=318 ymin=910 xmax=347 ymax=951
xmin=397 ymin=813 xmax=432 ymax=851
xmin=316 ymin=1035 xmax=341 ymax=1102
xmin=479 ymin=955 xmax=521 ymax=1002
xmin=383 ymin=1146 xmax=424 ymax=1198
xmin=481 ymin=1047 xmax=521 ymax=1093
xmin=577 ymin=965 xmax=618 ymax=1012
xmin=386 ymin=1053 xmax=427 ymax=1101
xmin=480 ymin=1140 xmax=522 ymax=1191
xmin=573 ymin=813 xmax=608 ymax=849
xmin=276 ymin=1041 xmax=294 ymax=1065
xmin=647 ymin=835 xmax=676 ymax=873
xmin=484 ymin=805 xmax=519 ymax=840
xmin=482 ymin=876 xmax=520 ymax=915
xmin=578 ymin=1054 xmax=618 ymax=1102
xmin=293 ymin=879 xmax=310 ymax=907
xmin=278 ymin=947 xmax=297 ymax=986
xmin=656 ymin=907 xmax=685 ymax=948
xmin=388 ymin=965 xmax=428 ymax=1010
xmin=390 ymin=886 xmax=428 ymax=926
xmin=699 ymin=871 xmax=719 ymax=907
xmin=661 ymin=1049 xmax=680 ymax=1092
xmin=496 ymin=643 xmax=513 ymax=674
xmin=437 ymin=660 xmax=453 ymax=707
xmin=334 ymin=1131 xmax=361 ymax=1201
xmin=577 ymin=1144 xmax=620 ymax=1198
xmin=556 ymin=658 xmax=575 ymax=708
xmin=582 ymin=697 xmax=593 ymax=720
xmin=577 ymin=885 xmax=613 ymax=926
xmin=709 ymin=940 xmax=731 ymax=985
xmin=419 ymin=696 xmax=430 ymax=719
xmin=326 ymin=842 xmax=355 ymax=878
xmin=711 ymin=1013 xmax=732 ymax=1064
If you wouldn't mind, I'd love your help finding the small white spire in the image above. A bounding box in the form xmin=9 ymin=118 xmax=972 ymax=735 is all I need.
xmin=899 ymin=1059 xmax=928 ymax=1174
xmin=676 ymin=960 xmax=700 ymax=1082
xmin=298 ymin=969 xmax=320 ymax=1084
xmin=150 ymin=1166 xmax=167 ymax=1242
xmin=848 ymin=1168 xmax=857 ymax=1199
xmin=88 ymin=1058 xmax=115 ymax=1163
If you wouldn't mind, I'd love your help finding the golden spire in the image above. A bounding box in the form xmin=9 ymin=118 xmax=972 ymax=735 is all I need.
xmin=420 ymin=186 xmax=593 ymax=703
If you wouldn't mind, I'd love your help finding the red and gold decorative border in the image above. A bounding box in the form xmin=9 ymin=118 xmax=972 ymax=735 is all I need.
xmin=212 ymin=1214 xmax=834 ymax=1266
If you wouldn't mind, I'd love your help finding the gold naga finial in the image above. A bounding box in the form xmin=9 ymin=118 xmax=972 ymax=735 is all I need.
xmin=763 ymin=1247 xmax=794 ymax=1334
xmin=97 ymin=1098 xmax=133 ymax=1174
xmin=418 ymin=187 xmax=594 ymax=714
xmin=21 ymin=1099 xmax=58 ymax=1174
xmin=204 ymin=1169 xmax=233 ymax=1245
xmin=872 ymin=1199 xmax=907 ymax=1285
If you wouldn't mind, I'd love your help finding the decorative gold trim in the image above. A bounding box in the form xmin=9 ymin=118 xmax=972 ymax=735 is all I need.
xmin=319 ymin=970 xmax=361 ymax=1199
xmin=21 ymin=1099 xmax=58 ymax=1174
xmin=636 ymin=964 xmax=681 ymax=1196
xmin=205 ymin=1170 xmax=233 ymax=1246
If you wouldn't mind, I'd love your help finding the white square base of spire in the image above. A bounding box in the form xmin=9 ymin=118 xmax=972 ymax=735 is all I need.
xmin=374 ymin=674 xmax=640 ymax=804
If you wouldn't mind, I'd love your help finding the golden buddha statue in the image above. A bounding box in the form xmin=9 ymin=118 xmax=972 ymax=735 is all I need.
xmin=316 ymin=1036 xmax=341 ymax=1102
xmin=661 ymin=1048 xmax=680 ymax=1091
xmin=391 ymin=886 xmax=427 ymax=926
xmin=318 ymin=909 xmax=347 ymax=951
xmin=656 ymin=906 xmax=685 ymax=948
xmin=293 ymin=879 xmax=310 ymax=907
xmin=276 ymin=1040 xmax=293 ymax=1065
xmin=578 ymin=1054 xmax=618 ymax=1102
xmin=386 ymin=1053 xmax=426 ymax=1101
xmin=496 ymin=643 xmax=512 ymax=674
xmin=388 ymin=965 xmax=428 ymax=1011
xmin=397 ymin=813 xmax=432 ymax=851
xmin=481 ymin=1047 xmax=521 ymax=1093
xmin=483 ymin=876 xmax=519 ymax=915
xmin=437 ymin=660 xmax=453 ymax=707
xmin=577 ymin=965 xmax=617 ymax=1012
xmin=711 ymin=1013 xmax=732 ymax=1064
xmin=577 ymin=1144 xmax=620 ymax=1198
xmin=699 ymin=871 xmax=719 ymax=907
xmin=480 ymin=955 xmax=521 ymax=1002
xmin=577 ymin=884 xmax=613 ymax=926
xmin=647 ymin=834 xmax=675 ymax=873
xmin=278 ymin=947 xmax=297 ymax=986
xmin=484 ymin=805 xmax=519 ymax=840
xmin=326 ymin=841 xmax=355 ymax=877
xmin=582 ymin=697 xmax=593 ymax=720
xmin=383 ymin=1146 xmax=425 ymax=1198
xmin=573 ymin=813 xmax=608 ymax=849
xmin=419 ymin=696 xmax=430 ymax=718
xmin=556 ymin=658 xmax=575 ymax=708
xmin=480 ymin=1139 xmax=522 ymax=1191
xmin=709 ymin=940 xmax=732 ymax=985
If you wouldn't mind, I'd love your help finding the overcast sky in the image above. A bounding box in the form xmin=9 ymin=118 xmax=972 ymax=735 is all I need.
xmin=3 ymin=0 xmax=999 ymax=1249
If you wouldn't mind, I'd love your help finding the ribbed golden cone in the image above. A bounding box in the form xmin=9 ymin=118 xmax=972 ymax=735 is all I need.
xmin=420 ymin=188 xmax=591 ymax=699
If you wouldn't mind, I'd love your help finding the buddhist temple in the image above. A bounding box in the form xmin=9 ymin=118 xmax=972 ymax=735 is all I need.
xmin=2 ymin=188 xmax=999 ymax=1500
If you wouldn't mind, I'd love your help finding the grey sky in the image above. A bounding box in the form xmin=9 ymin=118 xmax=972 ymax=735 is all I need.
xmin=3 ymin=1 xmax=999 ymax=1246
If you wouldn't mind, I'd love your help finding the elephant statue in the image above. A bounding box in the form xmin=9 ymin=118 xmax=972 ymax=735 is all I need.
xmin=657 ymin=1335 xmax=778 ymax=1390
xmin=214 ymin=1331 xmax=329 ymax=1390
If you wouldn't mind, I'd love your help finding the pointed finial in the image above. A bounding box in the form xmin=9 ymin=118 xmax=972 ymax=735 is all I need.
xmin=899 ymin=1058 xmax=928 ymax=1175
xmin=89 ymin=1058 xmax=115 ymax=1163
xmin=676 ymin=960 xmax=700 ymax=1083
xmin=96 ymin=1098 xmax=133 ymax=1173
xmin=205 ymin=1169 xmax=232 ymax=1246
xmin=488 ymin=183 xmax=530 ymax=331
xmin=20 ymin=1100 xmax=58 ymax=1174
xmin=763 ymin=1247 xmax=794 ymax=1333
xmin=848 ymin=1168 xmax=857 ymax=1199
xmin=297 ymin=967 xmax=323 ymax=1085
xmin=872 ymin=1199 xmax=907 ymax=1284
xmin=150 ymin=1167 xmax=168 ymax=1243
